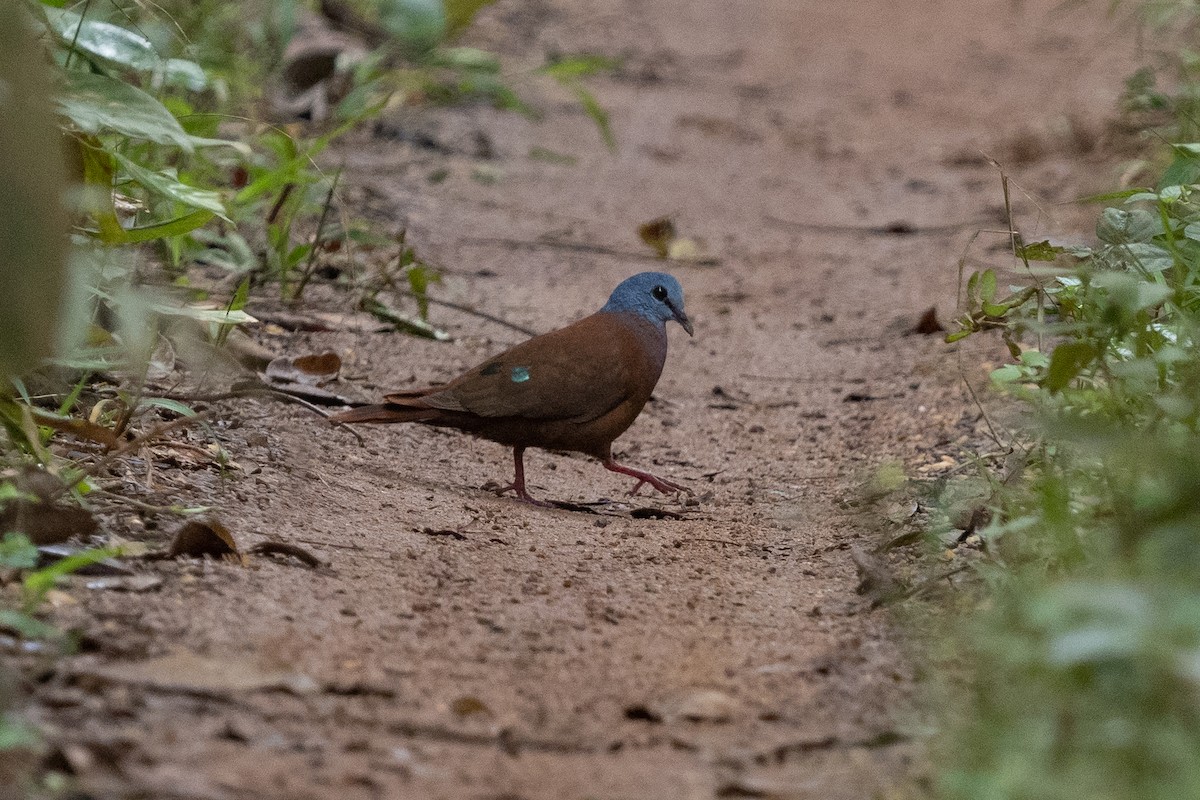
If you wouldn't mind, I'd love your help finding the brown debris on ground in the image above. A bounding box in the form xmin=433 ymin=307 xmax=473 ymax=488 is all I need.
xmin=6 ymin=1 xmax=1141 ymax=798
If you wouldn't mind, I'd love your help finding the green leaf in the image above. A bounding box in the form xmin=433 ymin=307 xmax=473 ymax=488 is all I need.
xmin=979 ymin=269 xmax=997 ymax=303
xmin=0 ymin=609 xmax=59 ymax=640
xmin=405 ymin=263 xmax=441 ymax=321
xmin=429 ymin=47 xmax=500 ymax=71
xmin=1045 ymin=341 xmax=1097 ymax=393
xmin=229 ymin=276 xmax=250 ymax=313
xmin=1074 ymin=187 xmax=1152 ymax=204
xmin=44 ymin=7 xmax=159 ymax=73
xmin=361 ymin=297 xmax=450 ymax=341
xmin=1159 ymin=147 xmax=1200 ymax=190
xmin=945 ymin=329 xmax=973 ymax=343
xmin=1116 ymin=242 xmax=1174 ymax=274
xmin=1019 ymin=350 xmax=1049 ymax=369
xmin=991 ymin=364 xmax=1023 ymax=384
xmin=1017 ymin=240 xmax=1065 ymax=262
xmin=24 ymin=547 xmax=118 ymax=608
xmin=161 ymin=58 xmax=209 ymax=92
xmin=57 ymin=72 xmax=246 ymax=153
xmin=571 ymin=85 xmax=616 ymax=151
xmin=1096 ymin=207 xmax=1161 ymax=245
xmin=115 ymin=210 xmax=216 ymax=243
xmin=111 ymin=152 xmax=229 ymax=218
xmin=0 ymin=533 xmax=39 ymax=570
xmin=139 ymin=397 xmax=197 ymax=417
xmin=539 ymin=54 xmax=621 ymax=81
xmin=58 ymin=71 xmax=195 ymax=150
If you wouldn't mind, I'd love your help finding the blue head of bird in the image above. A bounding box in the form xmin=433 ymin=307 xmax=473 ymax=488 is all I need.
xmin=601 ymin=272 xmax=693 ymax=336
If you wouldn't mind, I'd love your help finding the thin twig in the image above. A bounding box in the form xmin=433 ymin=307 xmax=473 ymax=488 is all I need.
xmin=957 ymin=358 xmax=1013 ymax=453
xmin=371 ymin=243 xmax=539 ymax=338
xmin=766 ymin=214 xmax=989 ymax=237
xmin=402 ymin=292 xmax=538 ymax=337
xmin=156 ymin=384 xmax=366 ymax=446
xmin=89 ymin=488 xmax=198 ymax=515
xmin=292 ymin=168 xmax=342 ymax=300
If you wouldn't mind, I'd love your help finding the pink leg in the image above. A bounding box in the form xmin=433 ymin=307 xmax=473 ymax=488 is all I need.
xmin=602 ymin=458 xmax=689 ymax=497
xmin=488 ymin=447 xmax=553 ymax=507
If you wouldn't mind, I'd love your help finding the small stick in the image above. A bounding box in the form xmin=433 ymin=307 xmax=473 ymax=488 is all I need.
xmin=291 ymin=168 xmax=341 ymax=300
xmin=766 ymin=214 xmax=989 ymax=237
xmin=156 ymin=384 xmax=366 ymax=446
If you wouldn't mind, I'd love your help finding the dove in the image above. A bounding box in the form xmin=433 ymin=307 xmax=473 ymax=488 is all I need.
xmin=334 ymin=272 xmax=693 ymax=506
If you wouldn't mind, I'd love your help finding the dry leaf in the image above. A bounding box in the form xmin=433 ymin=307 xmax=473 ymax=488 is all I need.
xmin=450 ymin=696 xmax=491 ymax=717
xmin=167 ymin=518 xmax=242 ymax=563
xmin=638 ymin=216 xmax=676 ymax=258
xmin=911 ymin=306 xmax=946 ymax=335
xmin=264 ymin=352 xmax=342 ymax=386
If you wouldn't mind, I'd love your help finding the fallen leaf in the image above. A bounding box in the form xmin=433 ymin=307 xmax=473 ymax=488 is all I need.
xmin=910 ymin=306 xmax=946 ymax=335
xmin=166 ymin=518 xmax=242 ymax=563
xmin=264 ymin=352 xmax=342 ymax=386
xmin=624 ymin=703 xmax=663 ymax=723
xmin=637 ymin=216 xmax=719 ymax=264
xmin=451 ymin=696 xmax=491 ymax=717
xmin=638 ymin=216 xmax=676 ymax=257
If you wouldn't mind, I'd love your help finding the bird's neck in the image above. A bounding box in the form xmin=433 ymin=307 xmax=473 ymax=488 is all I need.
xmin=602 ymin=310 xmax=668 ymax=372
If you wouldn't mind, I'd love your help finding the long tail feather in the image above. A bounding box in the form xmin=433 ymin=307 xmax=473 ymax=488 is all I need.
xmin=331 ymin=404 xmax=441 ymax=424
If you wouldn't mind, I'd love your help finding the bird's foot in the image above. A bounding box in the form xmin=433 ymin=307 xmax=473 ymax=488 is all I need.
xmin=603 ymin=459 xmax=691 ymax=497
xmin=482 ymin=480 xmax=554 ymax=508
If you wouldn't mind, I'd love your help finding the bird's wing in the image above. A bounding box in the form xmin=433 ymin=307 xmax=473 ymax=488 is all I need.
xmin=410 ymin=314 xmax=657 ymax=423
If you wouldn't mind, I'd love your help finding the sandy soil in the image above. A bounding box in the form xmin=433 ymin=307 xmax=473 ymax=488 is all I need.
xmin=9 ymin=1 xmax=1143 ymax=798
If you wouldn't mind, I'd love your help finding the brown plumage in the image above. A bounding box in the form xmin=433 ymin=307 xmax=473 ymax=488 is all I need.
xmin=333 ymin=272 xmax=693 ymax=506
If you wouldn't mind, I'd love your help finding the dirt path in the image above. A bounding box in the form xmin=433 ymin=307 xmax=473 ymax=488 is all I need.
xmin=21 ymin=2 xmax=1140 ymax=798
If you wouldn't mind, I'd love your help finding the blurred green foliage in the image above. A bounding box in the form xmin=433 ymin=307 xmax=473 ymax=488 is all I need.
xmin=934 ymin=5 xmax=1200 ymax=795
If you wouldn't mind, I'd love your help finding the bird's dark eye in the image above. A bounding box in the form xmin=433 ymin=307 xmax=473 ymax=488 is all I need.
xmin=652 ymin=285 xmax=668 ymax=302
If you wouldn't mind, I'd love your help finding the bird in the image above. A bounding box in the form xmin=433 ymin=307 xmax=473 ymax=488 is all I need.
xmin=333 ymin=271 xmax=694 ymax=506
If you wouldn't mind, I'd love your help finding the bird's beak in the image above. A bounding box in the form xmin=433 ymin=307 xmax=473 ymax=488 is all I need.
xmin=667 ymin=300 xmax=694 ymax=336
